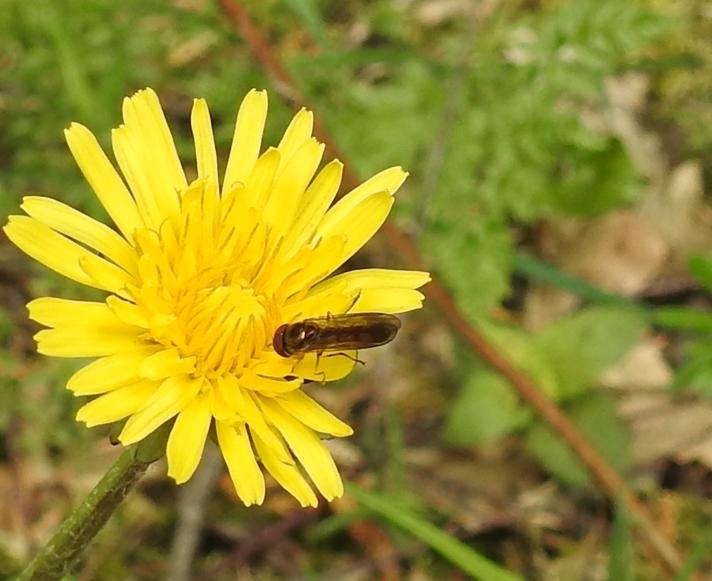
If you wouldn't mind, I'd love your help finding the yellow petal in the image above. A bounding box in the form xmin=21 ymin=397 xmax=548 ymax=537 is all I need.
xmin=241 ymin=393 xmax=292 ymax=464
xmin=75 ymin=379 xmax=157 ymax=426
xmin=119 ymin=376 xmax=201 ymax=445
xmin=5 ymin=217 xmax=104 ymax=289
xmin=313 ymin=268 xmax=431 ymax=292
xmin=67 ymin=348 xmax=158 ymax=395
xmin=124 ymin=88 xmax=188 ymax=194
xmin=242 ymin=147 xmax=280 ymax=210
xmin=278 ymin=235 xmax=347 ymax=298
xmin=238 ymin=369 xmax=302 ymax=394
xmin=216 ymin=420 xmax=265 ymax=506
xmin=281 ymin=282 xmax=356 ymax=321
xmin=250 ymin=351 xmax=295 ymax=378
xmin=315 ymin=191 xmax=394 ymax=275
xmin=282 ymin=159 xmax=343 ymax=254
xmin=139 ymin=348 xmax=196 ymax=381
xmin=111 ymin=126 xmax=164 ymax=228
xmin=287 ymin=268 xmax=430 ymax=318
xmin=293 ymin=352 xmax=356 ymax=382
xmin=120 ymin=89 xmax=184 ymax=223
xmin=191 ymin=98 xmax=219 ymax=185
xmin=167 ymin=393 xmax=212 ymax=484
xmin=346 ymin=166 xmax=408 ymax=197
xmin=78 ymin=254 xmax=134 ymax=297
xmin=223 ymin=89 xmax=268 ymax=194
xmin=261 ymin=398 xmax=343 ymax=501
xmin=263 ymin=138 xmax=324 ymax=235
xmin=317 ymin=166 xmax=406 ymax=237
xmin=212 ymin=374 xmax=246 ymax=419
xmin=28 ymin=297 xmax=121 ymax=328
xmin=277 ymin=108 xmax=314 ymax=166
xmin=276 ymin=390 xmax=353 ymax=437
xmin=351 ymin=288 xmax=425 ymax=313
xmin=252 ymin=431 xmax=318 ymax=508
xmin=21 ymin=196 xmax=138 ymax=277
xmin=64 ymin=122 xmax=142 ymax=239
xmin=106 ymin=296 xmax=151 ymax=328
xmin=35 ymin=327 xmax=142 ymax=358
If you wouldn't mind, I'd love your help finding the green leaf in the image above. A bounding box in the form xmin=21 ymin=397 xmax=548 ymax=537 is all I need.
xmin=525 ymin=392 xmax=632 ymax=488
xmin=444 ymin=371 xmax=532 ymax=446
xmin=551 ymin=137 xmax=641 ymax=216
xmin=672 ymin=350 xmax=712 ymax=397
xmin=688 ymin=254 xmax=712 ymax=292
xmin=535 ymin=306 xmax=647 ymax=400
xmin=346 ymin=482 xmax=525 ymax=581
xmin=608 ymin=502 xmax=635 ymax=581
xmin=425 ymin=217 xmax=513 ymax=322
xmin=653 ymin=306 xmax=712 ymax=332
xmin=480 ymin=321 xmax=561 ymax=399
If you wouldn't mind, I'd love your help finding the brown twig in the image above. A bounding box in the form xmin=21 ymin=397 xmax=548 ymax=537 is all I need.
xmin=216 ymin=0 xmax=683 ymax=574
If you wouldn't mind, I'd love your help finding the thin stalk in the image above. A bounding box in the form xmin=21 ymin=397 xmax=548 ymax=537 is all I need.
xmin=16 ymin=426 xmax=167 ymax=581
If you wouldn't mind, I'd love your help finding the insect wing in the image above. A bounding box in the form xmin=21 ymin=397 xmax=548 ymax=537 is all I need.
xmin=273 ymin=313 xmax=401 ymax=356
xmin=297 ymin=313 xmax=401 ymax=353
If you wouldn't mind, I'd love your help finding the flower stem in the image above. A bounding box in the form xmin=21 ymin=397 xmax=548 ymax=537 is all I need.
xmin=17 ymin=428 xmax=168 ymax=581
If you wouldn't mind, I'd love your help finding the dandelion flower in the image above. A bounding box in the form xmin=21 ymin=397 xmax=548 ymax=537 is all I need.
xmin=4 ymin=88 xmax=430 ymax=507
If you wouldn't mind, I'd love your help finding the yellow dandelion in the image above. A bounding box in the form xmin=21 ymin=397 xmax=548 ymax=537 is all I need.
xmin=4 ymin=88 xmax=429 ymax=507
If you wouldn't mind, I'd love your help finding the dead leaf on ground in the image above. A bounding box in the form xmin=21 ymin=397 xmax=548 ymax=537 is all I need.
xmin=602 ymin=339 xmax=712 ymax=468
xmin=541 ymin=210 xmax=669 ymax=297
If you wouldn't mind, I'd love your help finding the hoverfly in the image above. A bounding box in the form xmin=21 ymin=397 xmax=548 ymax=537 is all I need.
xmin=273 ymin=313 xmax=401 ymax=358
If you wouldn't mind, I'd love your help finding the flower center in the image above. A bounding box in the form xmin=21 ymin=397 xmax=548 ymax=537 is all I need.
xmin=131 ymin=179 xmax=286 ymax=379
xmin=176 ymin=280 xmax=272 ymax=376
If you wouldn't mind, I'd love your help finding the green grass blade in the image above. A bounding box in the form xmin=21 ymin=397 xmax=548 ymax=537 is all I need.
xmin=345 ymin=482 xmax=524 ymax=581
xmin=514 ymin=254 xmax=636 ymax=307
xmin=608 ymin=502 xmax=635 ymax=581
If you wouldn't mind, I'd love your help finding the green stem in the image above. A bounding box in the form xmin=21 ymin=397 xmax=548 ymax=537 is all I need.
xmin=16 ymin=427 xmax=168 ymax=581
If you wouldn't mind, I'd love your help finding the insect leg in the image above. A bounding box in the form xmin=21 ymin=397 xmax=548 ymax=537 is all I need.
xmin=326 ymin=352 xmax=365 ymax=366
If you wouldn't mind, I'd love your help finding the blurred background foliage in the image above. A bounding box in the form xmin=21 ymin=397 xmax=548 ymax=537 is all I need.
xmin=1 ymin=0 xmax=711 ymax=579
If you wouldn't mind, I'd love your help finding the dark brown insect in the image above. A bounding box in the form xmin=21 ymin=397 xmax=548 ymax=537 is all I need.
xmin=273 ymin=313 xmax=401 ymax=358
